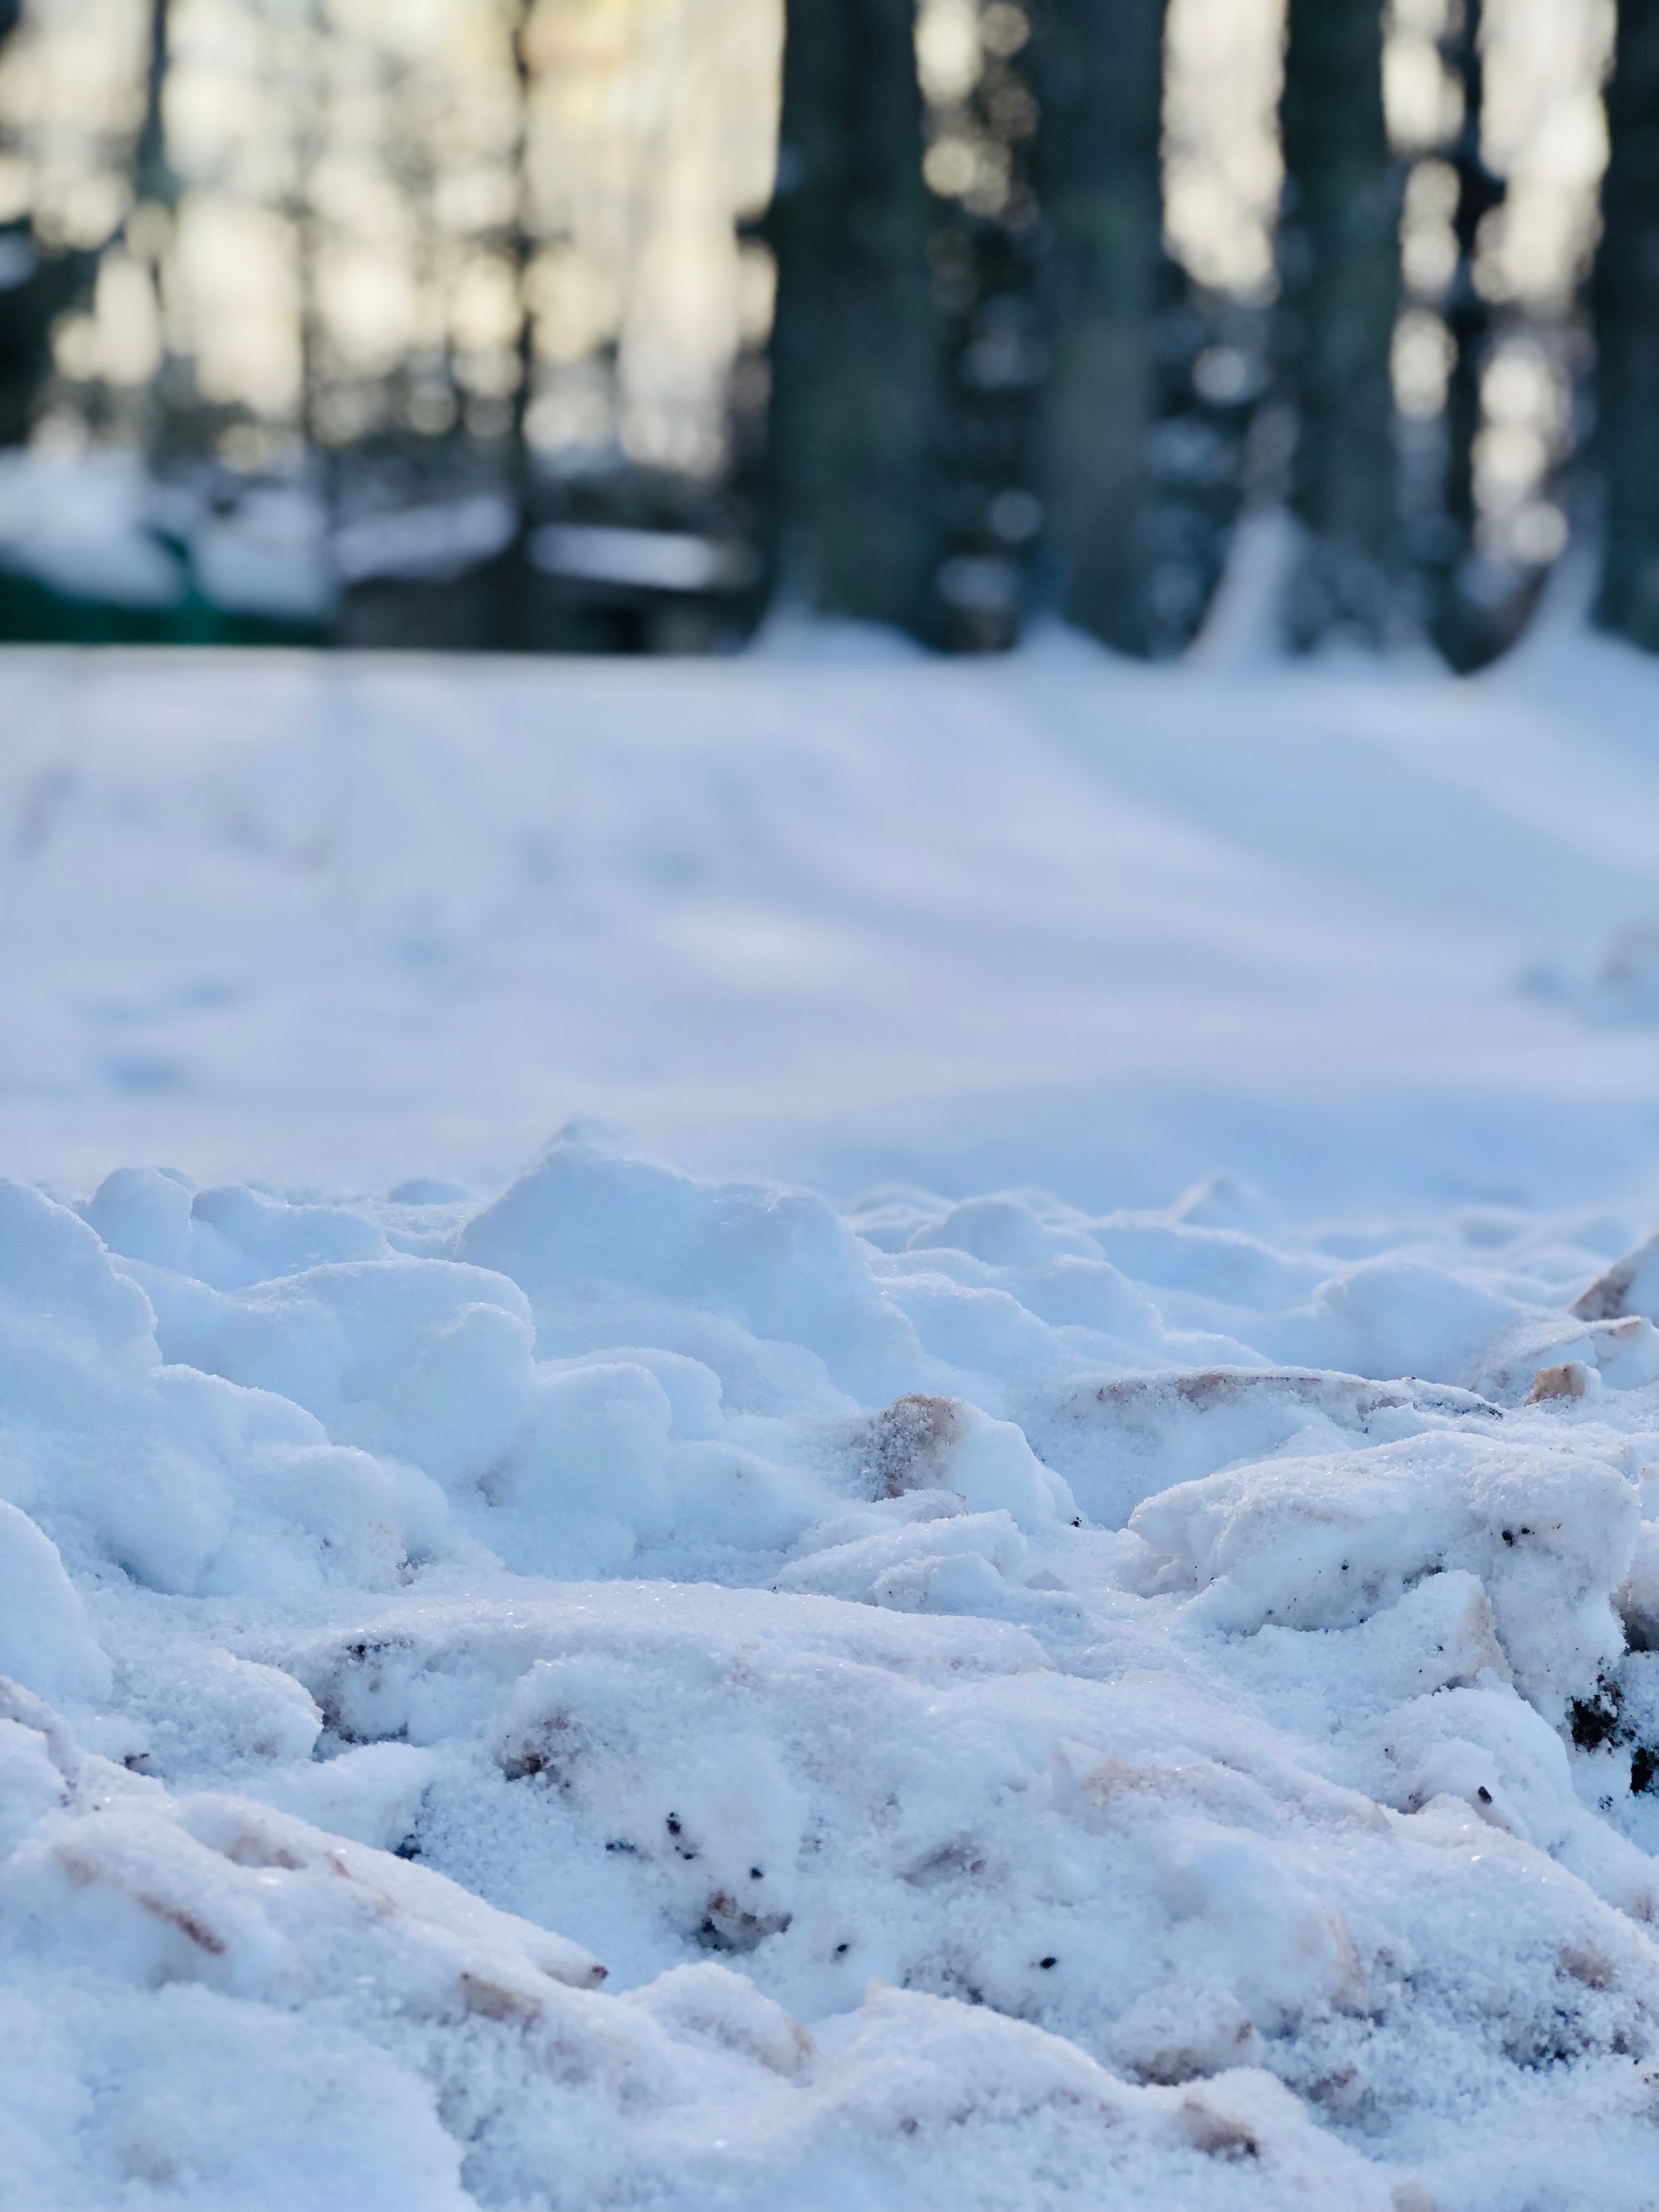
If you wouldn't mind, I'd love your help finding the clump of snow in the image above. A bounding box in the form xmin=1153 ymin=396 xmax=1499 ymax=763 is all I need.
xmin=0 ymin=1503 xmax=110 ymax=1706
xmin=1574 ymin=1228 xmax=1659 ymax=1324
xmin=12 ymin=1127 xmax=1659 ymax=2205
xmin=0 ymin=1177 xmax=446 ymax=1597
xmin=1129 ymin=1429 xmax=1635 ymax=1712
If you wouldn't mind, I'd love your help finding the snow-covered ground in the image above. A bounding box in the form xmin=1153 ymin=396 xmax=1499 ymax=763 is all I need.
xmin=10 ymin=631 xmax=1659 ymax=2207
xmin=9 ymin=619 xmax=1659 ymax=1209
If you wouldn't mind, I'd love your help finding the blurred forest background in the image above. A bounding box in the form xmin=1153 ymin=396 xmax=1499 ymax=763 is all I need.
xmin=0 ymin=0 xmax=1646 ymax=666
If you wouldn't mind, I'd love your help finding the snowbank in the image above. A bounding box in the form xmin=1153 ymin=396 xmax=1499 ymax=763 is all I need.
xmin=9 ymin=1129 xmax=1659 ymax=2206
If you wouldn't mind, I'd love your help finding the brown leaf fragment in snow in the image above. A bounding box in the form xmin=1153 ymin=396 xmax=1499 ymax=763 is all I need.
xmin=855 ymin=1394 xmax=963 ymax=1498
xmin=54 ymin=1846 xmax=227 ymax=1956
xmin=1559 ymin=1943 xmax=1617 ymax=1990
xmin=1572 ymin=1232 xmax=1659 ymax=1322
xmin=1174 ymin=2093 xmax=1259 ymax=2160
xmin=459 ymin=1971 xmax=544 ymax=2026
xmin=1526 ymin=1360 xmax=1593 ymax=1403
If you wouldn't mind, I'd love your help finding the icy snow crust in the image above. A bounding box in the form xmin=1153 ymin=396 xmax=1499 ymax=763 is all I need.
xmin=12 ymin=1135 xmax=1659 ymax=2207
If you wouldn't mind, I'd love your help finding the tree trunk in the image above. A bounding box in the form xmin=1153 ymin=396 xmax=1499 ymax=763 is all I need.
xmin=1026 ymin=0 xmax=1169 ymax=654
xmin=499 ymin=0 xmax=541 ymax=649
xmin=135 ymin=0 xmax=173 ymax=207
xmin=1276 ymin=0 xmax=1402 ymax=649
xmin=1594 ymin=0 xmax=1659 ymax=649
xmin=1427 ymin=0 xmax=1505 ymax=670
xmin=134 ymin=0 xmax=177 ymax=441
xmin=769 ymin=0 xmax=943 ymax=638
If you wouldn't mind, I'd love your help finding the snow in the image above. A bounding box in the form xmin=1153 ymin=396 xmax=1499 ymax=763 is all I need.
xmin=0 ymin=455 xmax=333 ymax=623
xmin=0 ymin=452 xmax=182 ymax=608
xmin=9 ymin=633 xmax=1659 ymax=2205
xmin=11 ymin=620 xmax=1659 ymax=1208
xmin=335 ymin=495 xmax=517 ymax=586
xmin=529 ymin=522 xmax=758 ymax=591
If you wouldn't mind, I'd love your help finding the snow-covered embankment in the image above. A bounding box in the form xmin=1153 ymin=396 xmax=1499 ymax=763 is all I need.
xmin=9 ymin=1131 xmax=1659 ymax=2206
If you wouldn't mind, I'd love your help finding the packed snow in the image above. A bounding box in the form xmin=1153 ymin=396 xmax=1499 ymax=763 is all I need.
xmin=10 ymin=634 xmax=1659 ymax=2208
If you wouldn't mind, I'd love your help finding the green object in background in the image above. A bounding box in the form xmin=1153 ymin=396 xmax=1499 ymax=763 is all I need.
xmin=0 ymin=562 xmax=328 ymax=649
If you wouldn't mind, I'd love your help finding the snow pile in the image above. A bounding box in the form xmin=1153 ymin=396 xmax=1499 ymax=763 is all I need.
xmin=9 ymin=1128 xmax=1659 ymax=2205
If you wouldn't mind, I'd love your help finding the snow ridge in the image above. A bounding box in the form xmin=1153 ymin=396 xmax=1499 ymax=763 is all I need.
xmin=8 ymin=1130 xmax=1659 ymax=2208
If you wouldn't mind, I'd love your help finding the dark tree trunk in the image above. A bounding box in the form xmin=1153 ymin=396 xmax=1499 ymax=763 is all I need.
xmin=1275 ymin=0 xmax=1402 ymax=649
xmin=499 ymin=0 xmax=540 ymax=649
xmin=769 ymin=0 xmax=943 ymax=638
xmin=1026 ymin=0 xmax=1169 ymax=654
xmin=1427 ymin=0 xmax=1506 ymax=670
xmin=1594 ymin=0 xmax=1659 ymax=649
xmin=133 ymin=0 xmax=183 ymax=454
xmin=0 ymin=3 xmax=99 ymax=446
xmin=136 ymin=0 xmax=173 ymax=203
xmin=294 ymin=10 xmax=327 ymax=459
